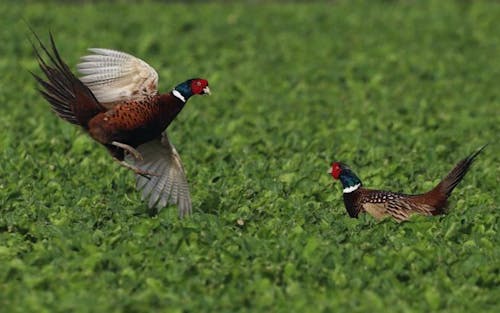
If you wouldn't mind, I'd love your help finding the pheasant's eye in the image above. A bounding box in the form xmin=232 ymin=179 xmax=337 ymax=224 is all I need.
xmin=196 ymin=81 xmax=201 ymax=86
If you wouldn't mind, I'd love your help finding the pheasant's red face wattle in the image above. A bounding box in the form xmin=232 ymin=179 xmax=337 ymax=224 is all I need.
xmin=190 ymin=79 xmax=210 ymax=95
xmin=331 ymin=162 xmax=342 ymax=180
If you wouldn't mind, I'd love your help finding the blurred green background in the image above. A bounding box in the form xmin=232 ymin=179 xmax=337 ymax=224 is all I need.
xmin=0 ymin=1 xmax=499 ymax=312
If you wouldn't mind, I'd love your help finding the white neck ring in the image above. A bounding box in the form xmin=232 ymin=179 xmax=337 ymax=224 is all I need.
xmin=172 ymin=89 xmax=186 ymax=103
xmin=343 ymin=183 xmax=361 ymax=193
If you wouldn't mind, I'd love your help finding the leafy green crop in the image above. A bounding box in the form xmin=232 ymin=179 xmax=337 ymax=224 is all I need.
xmin=0 ymin=1 xmax=499 ymax=312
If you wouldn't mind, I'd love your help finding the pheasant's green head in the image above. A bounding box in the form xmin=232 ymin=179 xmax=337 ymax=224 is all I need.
xmin=173 ymin=78 xmax=210 ymax=102
xmin=329 ymin=162 xmax=362 ymax=193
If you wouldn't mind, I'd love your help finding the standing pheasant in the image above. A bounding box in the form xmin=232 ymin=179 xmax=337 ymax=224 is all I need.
xmin=328 ymin=146 xmax=486 ymax=222
xmin=31 ymin=32 xmax=210 ymax=217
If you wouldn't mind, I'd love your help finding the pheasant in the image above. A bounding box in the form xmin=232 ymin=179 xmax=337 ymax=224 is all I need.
xmin=328 ymin=146 xmax=486 ymax=222
xmin=31 ymin=32 xmax=210 ymax=217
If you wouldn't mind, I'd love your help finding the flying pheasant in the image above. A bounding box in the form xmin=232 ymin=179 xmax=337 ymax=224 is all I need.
xmin=328 ymin=146 xmax=486 ymax=222
xmin=31 ymin=32 xmax=210 ymax=217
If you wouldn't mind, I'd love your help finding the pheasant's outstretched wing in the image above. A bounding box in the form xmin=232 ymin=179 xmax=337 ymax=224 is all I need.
xmin=77 ymin=48 xmax=159 ymax=107
xmin=125 ymin=133 xmax=192 ymax=217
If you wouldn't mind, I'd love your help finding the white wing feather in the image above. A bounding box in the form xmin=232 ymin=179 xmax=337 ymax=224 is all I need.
xmin=77 ymin=48 xmax=159 ymax=106
xmin=125 ymin=133 xmax=192 ymax=217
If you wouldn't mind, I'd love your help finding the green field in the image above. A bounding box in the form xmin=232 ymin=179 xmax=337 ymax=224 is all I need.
xmin=1 ymin=1 xmax=499 ymax=312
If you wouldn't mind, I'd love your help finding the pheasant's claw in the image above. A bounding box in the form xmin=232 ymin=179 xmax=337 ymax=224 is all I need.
xmin=133 ymin=167 xmax=161 ymax=178
xmin=113 ymin=158 xmax=161 ymax=178
xmin=111 ymin=141 xmax=144 ymax=160
xmin=137 ymin=172 xmax=152 ymax=180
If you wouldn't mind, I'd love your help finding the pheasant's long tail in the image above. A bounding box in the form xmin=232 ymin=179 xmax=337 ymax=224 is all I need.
xmin=435 ymin=144 xmax=487 ymax=198
xmin=30 ymin=30 xmax=105 ymax=128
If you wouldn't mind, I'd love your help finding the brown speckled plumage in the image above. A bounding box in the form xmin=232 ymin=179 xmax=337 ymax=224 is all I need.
xmin=88 ymin=93 xmax=185 ymax=157
xmin=330 ymin=146 xmax=486 ymax=222
xmin=342 ymin=188 xmax=435 ymax=222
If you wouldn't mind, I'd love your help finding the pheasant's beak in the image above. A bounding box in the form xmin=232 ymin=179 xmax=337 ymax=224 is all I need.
xmin=202 ymin=86 xmax=211 ymax=95
xmin=327 ymin=167 xmax=332 ymax=174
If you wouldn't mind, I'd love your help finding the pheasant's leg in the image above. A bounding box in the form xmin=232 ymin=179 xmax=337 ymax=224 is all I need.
xmin=112 ymin=158 xmax=161 ymax=178
xmin=111 ymin=141 xmax=143 ymax=160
